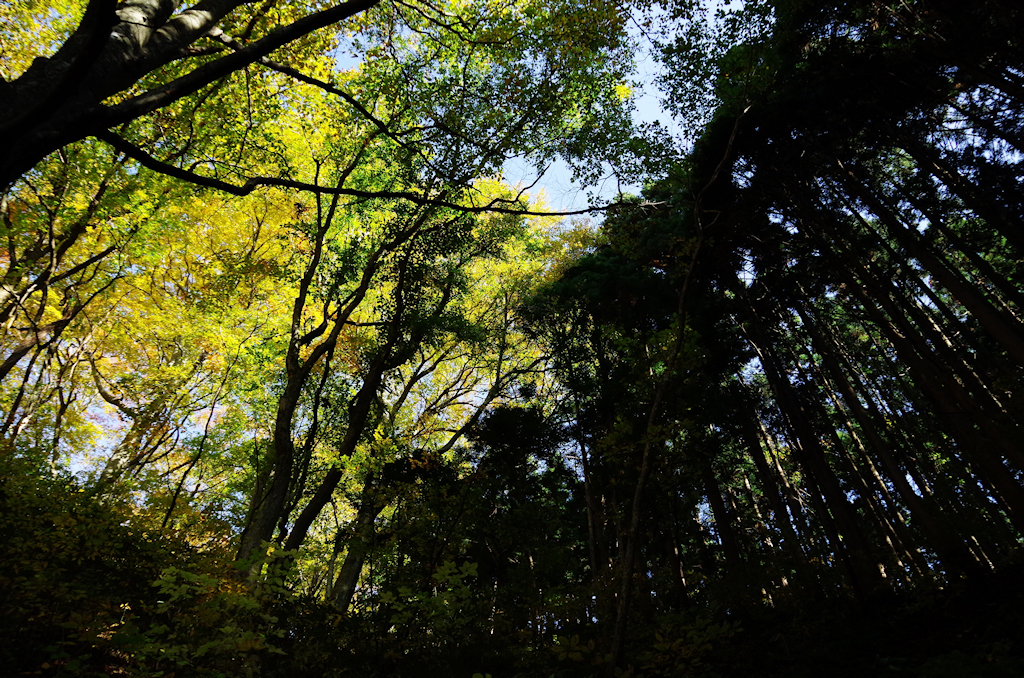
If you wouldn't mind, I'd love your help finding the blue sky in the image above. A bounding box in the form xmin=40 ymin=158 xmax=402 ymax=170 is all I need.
xmin=503 ymin=15 xmax=689 ymax=215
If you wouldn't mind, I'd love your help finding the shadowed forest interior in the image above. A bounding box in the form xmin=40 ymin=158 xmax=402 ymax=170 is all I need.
xmin=2 ymin=0 xmax=1024 ymax=676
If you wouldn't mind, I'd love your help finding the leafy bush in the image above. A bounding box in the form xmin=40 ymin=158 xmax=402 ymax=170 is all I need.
xmin=0 ymin=456 xmax=287 ymax=676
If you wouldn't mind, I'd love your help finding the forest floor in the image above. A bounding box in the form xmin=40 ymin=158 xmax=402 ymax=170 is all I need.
xmin=700 ymin=560 xmax=1024 ymax=678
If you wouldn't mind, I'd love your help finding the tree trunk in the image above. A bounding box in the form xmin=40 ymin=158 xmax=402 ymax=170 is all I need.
xmin=741 ymin=295 xmax=885 ymax=596
xmin=803 ymin=309 xmax=989 ymax=578
xmin=331 ymin=480 xmax=387 ymax=610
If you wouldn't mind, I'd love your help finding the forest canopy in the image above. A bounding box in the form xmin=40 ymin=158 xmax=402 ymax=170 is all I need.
xmin=2 ymin=0 xmax=1024 ymax=676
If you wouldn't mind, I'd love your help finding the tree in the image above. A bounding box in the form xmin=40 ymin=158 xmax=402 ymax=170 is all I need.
xmin=1 ymin=0 xmax=638 ymax=541
xmin=0 ymin=0 xmax=381 ymax=188
xmin=0 ymin=0 xmax=638 ymax=430
xmin=0 ymin=0 xmax=636 ymax=197
xmin=644 ymin=0 xmax=1024 ymax=596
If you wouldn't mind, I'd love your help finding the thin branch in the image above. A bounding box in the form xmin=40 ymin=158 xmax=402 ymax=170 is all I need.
xmin=93 ymin=129 xmax=614 ymax=216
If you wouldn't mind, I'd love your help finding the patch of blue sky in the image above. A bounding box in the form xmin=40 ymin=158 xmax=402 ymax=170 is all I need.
xmin=501 ymin=9 xmax=691 ymax=215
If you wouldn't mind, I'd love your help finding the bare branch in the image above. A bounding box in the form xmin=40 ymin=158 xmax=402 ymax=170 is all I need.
xmin=94 ymin=129 xmax=614 ymax=216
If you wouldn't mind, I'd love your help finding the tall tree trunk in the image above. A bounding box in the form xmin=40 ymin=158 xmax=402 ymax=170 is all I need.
xmin=802 ymin=308 xmax=989 ymax=578
xmin=899 ymin=140 xmax=1024 ymax=254
xmin=739 ymin=408 xmax=813 ymax=585
xmin=331 ymin=480 xmax=387 ymax=610
xmin=741 ymin=295 xmax=885 ymax=596
xmin=844 ymin=174 xmax=1024 ymax=368
xmin=838 ymin=272 xmax=1024 ymax=528
xmin=701 ymin=463 xmax=744 ymax=575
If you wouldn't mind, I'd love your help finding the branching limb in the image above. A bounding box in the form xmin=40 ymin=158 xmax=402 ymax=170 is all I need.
xmin=93 ymin=129 xmax=612 ymax=216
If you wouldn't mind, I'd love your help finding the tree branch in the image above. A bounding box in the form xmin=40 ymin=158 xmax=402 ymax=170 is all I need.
xmin=0 ymin=0 xmax=119 ymax=135
xmin=93 ymin=129 xmax=612 ymax=216
xmin=102 ymin=0 xmax=383 ymax=128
